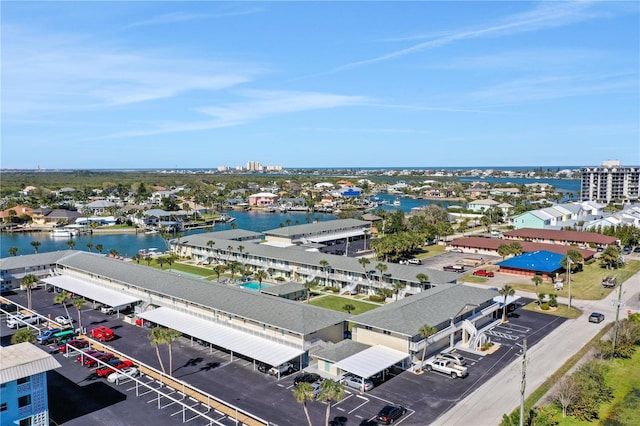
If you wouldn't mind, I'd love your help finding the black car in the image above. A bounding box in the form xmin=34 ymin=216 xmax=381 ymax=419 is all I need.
xmin=257 ymin=362 xmax=270 ymax=374
xmin=375 ymin=404 xmax=406 ymax=424
xmin=0 ymin=303 xmax=18 ymax=313
xmin=293 ymin=372 xmax=321 ymax=386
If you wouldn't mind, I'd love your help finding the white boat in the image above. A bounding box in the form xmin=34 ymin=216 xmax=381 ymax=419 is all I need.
xmin=51 ymin=228 xmax=77 ymax=238
xmin=392 ymin=197 xmax=401 ymax=207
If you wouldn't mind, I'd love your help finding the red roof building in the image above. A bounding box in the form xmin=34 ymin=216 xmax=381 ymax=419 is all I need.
xmin=450 ymin=237 xmax=595 ymax=260
xmin=502 ymin=228 xmax=617 ymax=246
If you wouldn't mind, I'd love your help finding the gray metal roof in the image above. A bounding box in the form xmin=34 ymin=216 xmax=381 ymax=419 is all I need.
xmin=350 ymin=284 xmax=499 ymax=336
xmin=42 ymin=275 xmax=140 ymax=308
xmin=334 ymin=345 xmax=409 ymax=379
xmin=196 ymin=229 xmax=263 ymax=240
xmin=0 ymin=343 xmax=61 ymax=384
xmin=263 ymin=219 xmax=368 ymax=237
xmin=0 ymin=250 xmax=77 ymax=270
xmin=261 ymin=282 xmax=305 ymax=296
xmin=312 ymin=340 xmax=371 ymax=363
xmin=57 ymin=252 xmax=349 ymax=335
xmin=174 ymin=234 xmax=459 ymax=286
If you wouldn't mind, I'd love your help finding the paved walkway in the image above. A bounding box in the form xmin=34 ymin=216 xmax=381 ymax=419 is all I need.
xmin=434 ymin=271 xmax=640 ymax=426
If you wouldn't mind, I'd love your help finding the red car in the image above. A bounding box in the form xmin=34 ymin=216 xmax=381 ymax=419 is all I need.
xmin=59 ymin=339 xmax=89 ymax=353
xmin=84 ymin=352 xmax=115 ymax=368
xmin=89 ymin=326 xmax=115 ymax=342
xmin=473 ymin=269 xmax=495 ymax=277
xmin=96 ymin=359 xmax=134 ymax=377
xmin=76 ymin=349 xmax=103 ymax=363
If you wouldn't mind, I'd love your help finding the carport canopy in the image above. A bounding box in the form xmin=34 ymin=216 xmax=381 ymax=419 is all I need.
xmin=306 ymin=229 xmax=364 ymax=243
xmin=42 ymin=275 xmax=140 ymax=308
xmin=334 ymin=345 xmax=409 ymax=379
xmin=138 ymin=307 xmax=304 ymax=368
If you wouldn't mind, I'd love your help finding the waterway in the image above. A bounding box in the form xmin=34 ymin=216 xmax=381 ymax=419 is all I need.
xmin=0 ymin=178 xmax=580 ymax=259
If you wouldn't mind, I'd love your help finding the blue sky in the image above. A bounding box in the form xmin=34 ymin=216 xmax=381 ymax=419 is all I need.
xmin=2 ymin=1 xmax=639 ymax=169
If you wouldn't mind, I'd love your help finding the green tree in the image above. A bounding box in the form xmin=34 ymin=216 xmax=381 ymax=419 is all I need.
xmin=600 ymin=245 xmax=623 ymax=270
xmin=21 ymin=274 xmax=38 ymax=310
xmin=293 ymin=382 xmax=315 ymax=426
xmin=254 ymin=270 xmax=268 ymax=291
xmin=319 ymin=260 xmax=331 ymax=287
xmin=418 ymin=324 xmax=437 ymax=371
xmin=342 ymin=303 xmax=356 ymax=314
xmin=149 ymin=327 xmax=167 ymax=374
xmin=531 ymin=275 xmax=543 ymax=304
xmin=508 ymin=241 xmax=523 ymax=256
xmin=376 ymin=262 xmax=388 ymax=286
xmin=304 ymin=279 xmax=316 ymax=303
xmin=569 ymin=360 xmax=613 ymax=421
xmin=8 ymin=246 xmax=18 ymax=256
xmin=86 ymin=243 xmax=94 ymax=252
xmin=66 ymin=240 xmax=76 ymax=250
xmin=109 ymin=248 xmax=119 ymax=257
xmin=11 ymin=328 xmax=36 ymax=345
xmin=53 ymin=292 xmax=73 ymax=324
xmin=392 ymin=281 xmax=404 ymax=301
xmin=30 ymin=240 xmax=41 ymax=254
xmin=499 ymin=285 xmax=515 ymax=322
xmin=96 ymin=244 xmax=104 ymax=253
xmin=72 ymin=297 xmax=86 ymax=332
xmin=416 ymin=273 xmax=430 ymax=290
xmin=164 ymin=328 xmax=182 ymax=375
xmin=497 ymin=244 xmax=511 ymax=260
xmin=206 ymin=240 xmax=215 ymax=264
xmin=561 ymin=249 xmax=583 ymax=273
xmin=318 ymin=379 xmax=345 ymax=426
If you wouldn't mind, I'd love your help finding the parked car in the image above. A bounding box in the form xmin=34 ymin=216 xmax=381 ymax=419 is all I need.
xmin=257 ymin=362 xmax=270 ymax=374
xmin=89 ymin=326 xmax=115 ymax=342
xmin=293 ymin=372 xmax=321 ymax=386
xmin=107 ymin=366 xmax=140 ymax=384
xmin=268 ymin=362 xmax=294 ymax=376
xmin=424 ymin=358 xmax=468 ymax=378
xmin=6 ymin=313 xmax=39 ymax=329
xmin=76 ymin=350 xmax=103 ymax=363
xmin=408 ymin=258 xmax=421 ymax=265
xmin=97 ymin=359 xmax=134 ymax=377
xmin=622 ymin=246 xmax=631 ymax=255
xmin=100 ymin=305 xmax=115 ymax=315
xmin=340 ymin=374 xmax=374 ymax=391
xmin=589 ymin=312 xmax=605 ymax=323
xmin=375 ymin=404 xmax=407 ymax=425
xmin=0 ymin=302 xmax=18 ymax=313
xmin=436 ymin=352 xmax=467 ymax=366
xmin=472 ymin=269 xmax=494 ymax=278
xmin=443 ymin=265 xmax=465 ymax=273
xmin=83 ymin=351 xmax=115 ymax=367
xmin=59 ymin=339 xmax=90 ymax=353
xmin=54 ymin=315 xmax=74 ymax=326
xmin=36 ymin=328 xmax=62 ymax=345
xmin=450 ymin=248 xmax=464 ymax=253
xmin=634 ymin=247 xmax=640 ymax=253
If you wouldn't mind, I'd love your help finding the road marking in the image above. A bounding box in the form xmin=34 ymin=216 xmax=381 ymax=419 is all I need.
xmin=486 ymin=330 xmax=519 ymax=340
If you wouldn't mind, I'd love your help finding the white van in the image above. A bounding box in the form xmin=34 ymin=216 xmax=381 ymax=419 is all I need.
xmin=7 ymin=313 xmax=39 ymax=328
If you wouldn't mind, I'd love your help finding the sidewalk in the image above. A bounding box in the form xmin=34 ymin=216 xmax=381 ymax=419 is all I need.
xmin=434 ymin=271 xmax=640 ymax=425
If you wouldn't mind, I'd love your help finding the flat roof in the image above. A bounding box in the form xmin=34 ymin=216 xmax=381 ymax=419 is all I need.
xmin=307 ymin=229 xmax=365 ymax=243
xmin=334 ymin=345 xmax=409 ymax=379
xmin=0 ymin=343 xmax=61 ymax=384
xmin=264 ymin=219 xmax=368 ymax=238
xmin=42 ymin=275 xmax=140 ymax=308
xmin=138 ymin=307 xmax=304 ymax=367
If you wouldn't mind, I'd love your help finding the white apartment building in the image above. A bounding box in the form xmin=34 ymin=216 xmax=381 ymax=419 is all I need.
xmin=581 ymin=160 xmax=640 ymax=204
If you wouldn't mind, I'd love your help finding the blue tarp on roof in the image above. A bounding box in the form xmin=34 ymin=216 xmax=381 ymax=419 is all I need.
xmin=497 ymin=250 xmax=564 ymax=273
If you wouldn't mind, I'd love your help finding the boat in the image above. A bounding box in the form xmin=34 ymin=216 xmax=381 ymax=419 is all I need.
xmin=392 ymin=197 xmax=401 ymax=207
xmin=50 ymin=228 xmax=77 ymax=238
xmin=144 ymin=229 xmax=158 ymax=235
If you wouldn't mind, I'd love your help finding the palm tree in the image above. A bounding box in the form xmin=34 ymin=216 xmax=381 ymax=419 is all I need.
xmin=499 ymin=285 xmax=516 ymax=322
xmin=96 ymin=244 xmax=104 ymax=253
xmin=226 ymin=245 xmax=234 ymax=263
xmin=213 ymin=264 xmax=226 ymax=281
xmin=66 ymin=240 xmax=76 ymax=250
xmin=8 ymin=246 xmax=18 ymax=256
xmin=206 ymin=240 xmax=215 ymax=264
xmin=53 ymin=292 xmax=72 ymax=324
xmin=21 ymin=274 xmax=38 ymax=310
xmin=358 ymin=257 xmax=371 ymax=274
xmin=319 ymin=260 xmax=331 ymax=287
xmin=318 ymin=379 xmax=345 ymax=426
xmin=376 ymin=263 xmax=388 ymax=286
xmin=30 ymin=240 xmax=41 ymax=254
xmin=531 ymin=276 xmax=543 ymax=304
xmin=303 ymin=279 xmax=316 ymax=303
xmin=497 ymin=244 xmax=511 ymax=260
xmin=109 ymin=249 xmax=119 ymax=257
xmin=392 ymin=281 xmax=404 ymax=301
xmin=416 ymin=273 xmax=429 ymax=290
xmin=418 ymin=324 xmax=437 ymax=371
xmin=238 ymin=245 xmax=245 ymax=259
xmin=11 ymin=329 xmax=36 ymax=345
xmin=229 ymin=261 xmax=241 ymax=278
xmin=363 ymin=229 xmax=369 ymax=250
xmin=149 ymin=327 xmax=167 ymax=374
xmin=86 ymin=243 xmax=94 ymax=252
xmin=254 ymin=270 xmax=268 ymax=291
xmin=293 ymin=382 xmax=315 ymax=426
xmin=231 ymin=222 xmax=238 ymax=230
xmin=164 ymin=328 xmax=182 ymax=375
xmin=72 ymin=298 xmax=86 ymax=331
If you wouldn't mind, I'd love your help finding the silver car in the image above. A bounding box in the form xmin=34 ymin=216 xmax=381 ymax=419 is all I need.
xmin=436 ymin=352 xmax=467 ymax=366
xmin=340 ymin=375 xmax=374 ymax=391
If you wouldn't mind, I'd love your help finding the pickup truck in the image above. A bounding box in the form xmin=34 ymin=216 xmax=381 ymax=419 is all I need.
xmin=424 ymin=358 xmax=468 ymax=378
xmin=268 ymin=362 xmax=294 ymax=376
xmin=443 ymin=265 xmax=465 ymax=273
xmin=473 ymin=269 xmax=494 ymax=277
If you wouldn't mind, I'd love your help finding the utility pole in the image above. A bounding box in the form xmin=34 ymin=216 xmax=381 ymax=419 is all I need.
xmin=520 ymin=338 xmax=527 ymax=426
xmin=611 ymin=282 xmax=624 ymax=357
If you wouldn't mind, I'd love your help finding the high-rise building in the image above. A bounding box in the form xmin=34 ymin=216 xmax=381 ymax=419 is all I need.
xmin=581 ymin=160 xmax=639 ymax=204
xmin=0 ymin=343 xmax=61 ymax=426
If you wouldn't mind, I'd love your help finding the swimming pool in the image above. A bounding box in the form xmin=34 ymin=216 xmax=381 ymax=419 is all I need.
xmin=239 ymin=281 xmax=270 ymax=291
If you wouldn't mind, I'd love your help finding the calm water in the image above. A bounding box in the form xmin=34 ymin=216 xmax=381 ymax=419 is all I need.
xmin=0 ymin=178 xmax=580 ymax=259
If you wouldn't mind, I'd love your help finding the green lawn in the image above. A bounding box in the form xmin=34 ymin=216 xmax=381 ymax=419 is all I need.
xmin=509 ymin=259 xmax=640 ymax=300
xmin=308 ymin=295 xmax=380 ymax=315
xmin=416 ymin=244 xmax=446 ymax=259
xmin=521 ymin=301 xmax=582 ymax=319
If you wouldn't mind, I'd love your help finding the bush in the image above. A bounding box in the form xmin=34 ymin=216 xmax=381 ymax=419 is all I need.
xmin=368 ymin=295 xmax=386 ymax=303
xmin=541 ymin=303 xmax=550 ymax=310
xmin=329 ymin=287 xmax=340 ymax=293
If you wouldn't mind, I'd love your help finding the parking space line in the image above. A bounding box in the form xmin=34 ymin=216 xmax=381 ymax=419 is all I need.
xmin=348 ymin=395 xmax=369 ymax=414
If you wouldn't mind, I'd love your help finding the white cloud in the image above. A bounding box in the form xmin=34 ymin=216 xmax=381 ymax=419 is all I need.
xmin=122 ymin=7 xmax=263 ymax=29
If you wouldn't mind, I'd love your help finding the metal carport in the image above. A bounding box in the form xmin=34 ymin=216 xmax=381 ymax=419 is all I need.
xmin=334 ymin=345 xmax=409 ymax=389
xmin=138 ymin=307 xmax=305 ymax=374
xmin=42 ymin=275 xmax=140 ymax=310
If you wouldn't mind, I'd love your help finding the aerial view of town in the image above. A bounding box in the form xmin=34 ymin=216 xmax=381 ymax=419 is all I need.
xmin=1 ymin=2 xmax=639 ymax=426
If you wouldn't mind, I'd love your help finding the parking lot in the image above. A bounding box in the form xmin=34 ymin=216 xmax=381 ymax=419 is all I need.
xmin=2 ymin=287 xmax=566 ymax=426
